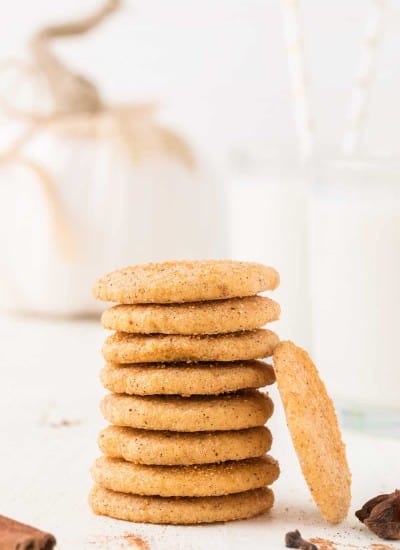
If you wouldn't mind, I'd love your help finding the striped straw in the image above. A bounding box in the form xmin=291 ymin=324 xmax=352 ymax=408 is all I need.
xmin=281 ymin=0 xmax=314 ymax=163
xmin=342 ymin=0 xmax=386 ymax=156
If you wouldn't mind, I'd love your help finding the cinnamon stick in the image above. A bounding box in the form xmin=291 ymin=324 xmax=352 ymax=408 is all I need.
xmin=0 ymin=515 xmax=56 ymax=550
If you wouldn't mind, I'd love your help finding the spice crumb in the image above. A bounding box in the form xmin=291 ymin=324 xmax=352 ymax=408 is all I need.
xmin=309 ymin=537 xmax=337 ymax=550
xmin=123 ymin=533 xmax=150 ymax=550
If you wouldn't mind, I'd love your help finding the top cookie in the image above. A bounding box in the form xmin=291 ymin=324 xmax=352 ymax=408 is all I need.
xmin=273 ymin=341 xmax=351 ymax=524
xmin=93 ymin=260 xmax=279 ymax=304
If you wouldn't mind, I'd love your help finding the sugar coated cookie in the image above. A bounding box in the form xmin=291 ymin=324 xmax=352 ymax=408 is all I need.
xmin=90 ymin=485 xmax=274 ymax=524
xmin=98 ymin=425 xmax=272 ymax=465
xmin=100 ymin=361 xmax=275 ymax=396
xmin=102 ymin=329 xmax=279 ymax=364
xmin=101 ymin=296 xmax=280 ymax=335
xmin=100 ymin=391 xmax=273 ymax=432
xmin=93 ymin=260 xmax=279 ymax=304
xmin=273 ymin=341 xmax=351 ymax=524
xmin=91 ymin=455 xmax=279 ymax=497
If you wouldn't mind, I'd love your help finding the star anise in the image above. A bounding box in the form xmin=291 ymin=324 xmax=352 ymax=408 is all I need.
xmin=356 ymin=490 xmax=400 ymax=540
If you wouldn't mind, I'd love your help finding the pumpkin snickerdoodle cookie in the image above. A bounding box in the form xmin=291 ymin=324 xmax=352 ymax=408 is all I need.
xmin=101 ymin=296 xmax=280 ymax=335
xmin=100 ymin=361 xmax=275 ymax=396
xmin=89 ymin=485 xmax=275 ymax=524
xmin=273 ymin=341 xmax=351 ymax=524
xmin=98 ymin=425 xmax=273 ymax=465
xmin=100 ymin=391 xmax=273 ymax=432
xmin=93 ymin=260 xmax=279 ymax=304
xmin=102 ymin=329 xmax=279 ymax=364
xmin=91 ymin=455 xmax=280 ymax=497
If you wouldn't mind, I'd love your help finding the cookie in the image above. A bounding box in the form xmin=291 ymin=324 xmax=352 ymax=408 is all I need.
xmin=93 ymin=260 xmax=279 ymax=304
xmin=91 ymin=455 xmax=280 ymax=497
xmin=98 ymin=425 xmax=272 ymax=465
xmin=273 ymin=341 xmax=351 ymax=524
xmin=102 ymin=329 xmax=279 ymax=364
xmin=101 ymin=296 xmax=280 ymax=335
xmin=89 ymin=485 xmax=274 ymax=524
xmin=100 ymin=391 xmax=273 ymax=431
xmin=100 ymin=361 xmax=275 ymax=396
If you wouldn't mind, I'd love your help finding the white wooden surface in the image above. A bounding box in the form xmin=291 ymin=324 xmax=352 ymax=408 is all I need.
xmin=0 ymin=314 xmax=399 ymax=550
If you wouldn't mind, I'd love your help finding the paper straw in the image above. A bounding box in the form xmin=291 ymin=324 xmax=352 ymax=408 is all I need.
xmin=342 ymin=0 xmax=386 ymax=156
xmin=280 ymin=0 xmax=314 ymax=163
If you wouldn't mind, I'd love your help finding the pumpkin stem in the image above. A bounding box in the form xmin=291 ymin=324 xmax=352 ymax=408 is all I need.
xmin=30 ymin=0 xmax=120 ymax=114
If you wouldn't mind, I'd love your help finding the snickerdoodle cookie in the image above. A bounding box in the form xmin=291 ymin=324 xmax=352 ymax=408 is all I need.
xmin=89 ymin=485 xmax=274 ymax=524
xmin=98 ymin=425 xmax=272 ymax=465
xmin=100 ymin=391 xmax=273 ymax=432
xmin=102 ymin=329 xmax=279 ymax=364
xmin=273 ymin=341 xmax=351 ymax=524
xmin=91 ymin=455 xmax=280 ymax=497
xmin=93 ymin=260 xmax=279 ymax=304
xmin=101 ymin=296 xmax=280 ymax=335
xmin=100 ymin=361 xmax=275 ymax=396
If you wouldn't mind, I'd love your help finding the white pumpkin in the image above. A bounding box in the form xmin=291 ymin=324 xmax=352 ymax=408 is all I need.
xmin=0 ymin=0 xmax=229 ymax=315
xmin=0 ymin=119 xmax=229 ymax=315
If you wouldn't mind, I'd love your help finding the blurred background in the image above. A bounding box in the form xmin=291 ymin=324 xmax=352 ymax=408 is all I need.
xmin=0 ymin=0 xmax=399 ymax=425
xmin=1 ymin=0 xmax=399 ymax=154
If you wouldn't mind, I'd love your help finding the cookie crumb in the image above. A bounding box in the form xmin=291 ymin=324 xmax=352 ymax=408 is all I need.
xmin=49 ymin=418 xmax=81 ymax=428
xmin=123 ymin=533 xmax=150 ymax=549
xmin=370 ymin=544 xmax=398 ymax=550
xmin=309 ymin=537 xmax=337 ymax=550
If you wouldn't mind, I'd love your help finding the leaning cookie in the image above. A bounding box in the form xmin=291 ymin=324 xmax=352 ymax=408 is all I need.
xmin=89 ymin=485 xmax=274 ymax=524
xmin=91 ymin=455 xmax=280 ymax=497
xmin=101 ymin=296 xmax=280 ymax=335
xmin=100 ymin=361 xmax=275 ymax=396
xmin=93 ymin=260 xmax=279 ymax=304
xmin=102 ymin=329 xmax=279 ymax=364
xmin=273 ymin=341 xmax=351 ymax=524
xmin=100 ymin=391 xmax=273 ymax=432
xmin=98 ymin=426 xmax=273 ymax=465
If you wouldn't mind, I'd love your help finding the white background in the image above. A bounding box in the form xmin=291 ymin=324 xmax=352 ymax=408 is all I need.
xmin=0 ymin=0 xmax=399 ymax=159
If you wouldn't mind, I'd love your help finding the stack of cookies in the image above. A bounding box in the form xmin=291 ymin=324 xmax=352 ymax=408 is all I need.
xmin=89 ymin=260 xmax=281 ymax=524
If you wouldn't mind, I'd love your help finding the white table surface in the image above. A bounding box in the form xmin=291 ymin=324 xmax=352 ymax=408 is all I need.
xmin=0 ymin=314 xmax=399 ymax=550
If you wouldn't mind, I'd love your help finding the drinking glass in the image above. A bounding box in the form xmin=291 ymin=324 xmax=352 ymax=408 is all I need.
xmin=310 ymin=158 xmax=400 ymax=435
xmin=230 ymin=147 xmax=311 ymax=348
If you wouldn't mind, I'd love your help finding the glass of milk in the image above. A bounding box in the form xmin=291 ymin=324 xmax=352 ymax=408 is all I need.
xmin=229 ymin=147 xmax=311 ymax=348
xmin=310 ymin=158 xmax=400 ymax=435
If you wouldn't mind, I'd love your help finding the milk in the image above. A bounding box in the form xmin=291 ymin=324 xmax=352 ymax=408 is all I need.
xmin=310 ymin=159 xmax=400 ymax=413
xmin=230 ymin=157 xmax=311 ymax=348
